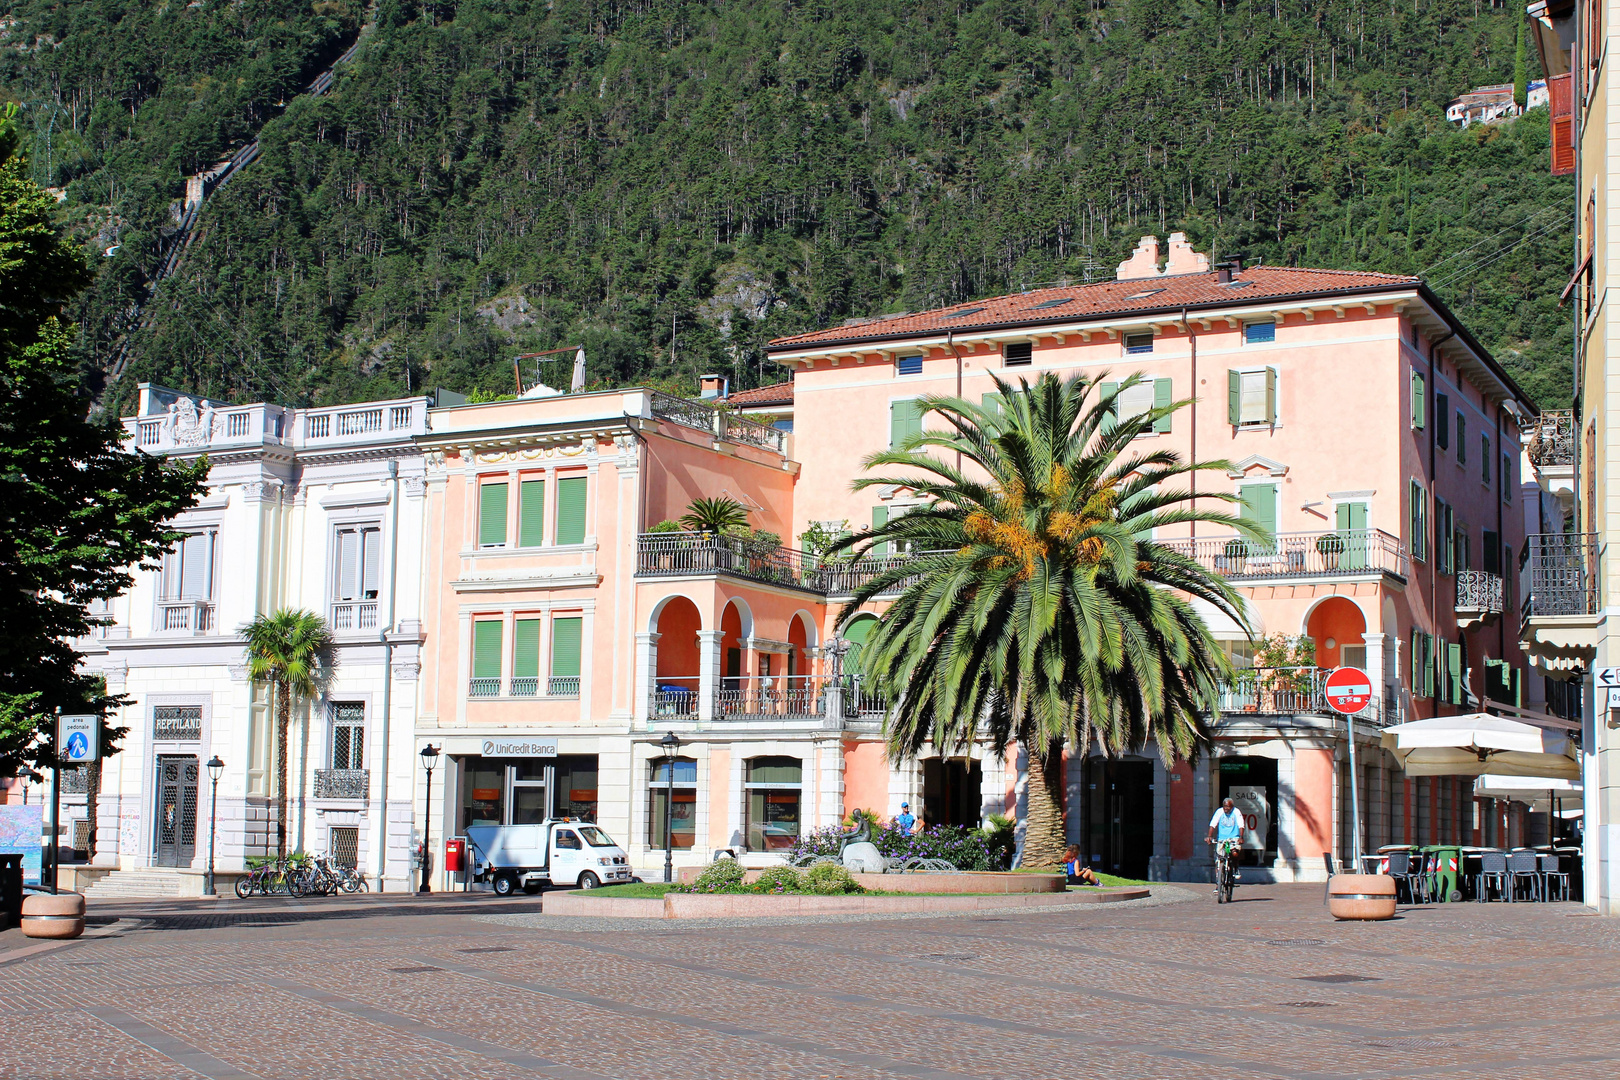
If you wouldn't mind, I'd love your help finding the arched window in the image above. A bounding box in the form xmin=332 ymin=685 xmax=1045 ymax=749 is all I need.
xmin=649 ymin=757 xmax=697 ymax=849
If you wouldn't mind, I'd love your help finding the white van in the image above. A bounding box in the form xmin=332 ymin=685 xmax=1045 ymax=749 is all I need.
xmin=464 ymin=820 xmax=632 ymax=896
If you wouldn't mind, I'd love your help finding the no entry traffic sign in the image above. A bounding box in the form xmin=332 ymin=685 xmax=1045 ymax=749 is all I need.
xmin=1323 ymin=666 xmax=1373 ymax=715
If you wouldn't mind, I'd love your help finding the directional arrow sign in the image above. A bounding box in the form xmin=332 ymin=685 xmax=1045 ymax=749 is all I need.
xmin=1323 ymin=667 xmax=1373 ymax=715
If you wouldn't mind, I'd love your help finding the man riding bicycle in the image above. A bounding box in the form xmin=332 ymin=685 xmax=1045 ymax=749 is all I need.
xmin=1205 ymin=797 xmax=1246 ymax=883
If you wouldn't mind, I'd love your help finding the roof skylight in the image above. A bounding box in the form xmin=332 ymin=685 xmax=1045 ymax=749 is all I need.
xmin=943 ymin=306 xmax=986 ymax=319
xmin=1030 ymin=298 xmax=1074 ymax=310
xmin=1123 ymin=288 xmax=1165 ymax=300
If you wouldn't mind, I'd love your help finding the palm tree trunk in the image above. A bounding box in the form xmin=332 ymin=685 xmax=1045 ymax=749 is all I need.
xmin=274 ymin=677 xmax=290 ymax=857
xmin=86 ymin=758 xmax=101 ymax=862
xmin=1022 ymin=739 xmax=1069 ymax=868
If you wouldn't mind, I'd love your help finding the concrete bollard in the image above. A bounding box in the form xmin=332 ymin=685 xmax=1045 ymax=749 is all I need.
xmin=21 ymin=891 xmax=87 ymax=939
xmin=1327 ymin=873 xmax=1397 ymax=921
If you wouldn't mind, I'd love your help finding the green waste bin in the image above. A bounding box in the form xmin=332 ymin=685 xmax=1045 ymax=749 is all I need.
xmin=1424 ymin=844 xmax=1463 ymax=903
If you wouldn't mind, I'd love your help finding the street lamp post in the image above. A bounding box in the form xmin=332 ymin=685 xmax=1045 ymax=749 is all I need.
xmin=204 ymin=756 xmax=224 ymax=897
xmin=418 ymin=745 xmax=439 ymax=894
xmin=660 ymin=731 xmax=681 ymax=884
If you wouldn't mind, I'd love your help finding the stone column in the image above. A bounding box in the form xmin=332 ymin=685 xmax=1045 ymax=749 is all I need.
xmin=632 ymin=632 xmax=659 ymax=725
xmin=696 ymin=630 xmax=724 ymax=725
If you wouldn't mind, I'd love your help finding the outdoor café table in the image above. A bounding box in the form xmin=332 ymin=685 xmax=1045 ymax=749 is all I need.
xmin=1377 ymin=844 xmax=1415 ymax=854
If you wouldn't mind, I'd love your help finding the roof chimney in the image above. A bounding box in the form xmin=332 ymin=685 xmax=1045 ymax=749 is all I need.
xmin=1216 ymin=257 xmax=1242 ymax=284
xmin=699 ymin=374 xmax=728 ymax=399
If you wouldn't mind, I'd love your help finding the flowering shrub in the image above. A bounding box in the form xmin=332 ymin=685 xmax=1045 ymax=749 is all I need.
xmin=668 ymin=858 xmax=866 ymax=895
xmin=786 ymin=816 xmax=1005 ymax=871
xmin=804 ymin=862 xmax=863 ymax=895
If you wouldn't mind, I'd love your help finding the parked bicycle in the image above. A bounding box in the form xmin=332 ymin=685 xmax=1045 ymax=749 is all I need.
xmin=234 ymin=853 xmax=367 ymax=898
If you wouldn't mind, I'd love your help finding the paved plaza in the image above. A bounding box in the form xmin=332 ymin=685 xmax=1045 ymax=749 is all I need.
xmin=2 ymin=884 xmax=1617 ymax=1079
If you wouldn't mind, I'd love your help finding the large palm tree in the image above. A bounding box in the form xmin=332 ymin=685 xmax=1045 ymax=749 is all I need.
xmin=835 ymin=372 xmax=1262 ymax=867
xmin=243 ymin=609 xmax=332 ymax=856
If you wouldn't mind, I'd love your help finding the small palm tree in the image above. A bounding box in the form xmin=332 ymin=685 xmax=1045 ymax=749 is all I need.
xmin=680 ymin=496 xmax=749 ymax=534
xmin=835 ymin=372 xmax=1261 ymax=867
xmin=243 ymin=610 xmax=332 ymax=856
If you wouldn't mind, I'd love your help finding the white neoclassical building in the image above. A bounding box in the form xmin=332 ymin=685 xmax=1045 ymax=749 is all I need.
xmin=68 ymin=385 xmax=430 ymax=897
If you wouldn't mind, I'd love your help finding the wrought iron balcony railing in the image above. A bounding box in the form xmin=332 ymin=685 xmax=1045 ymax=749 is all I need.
xmin=636 ymin=533 xmax=925 ymax=595
xmin=1163 ymin=529 xmax=1406 ymax=581
xmin=1455 ymin=570 xmax=1505 ymax=614
xmin=313 ymin=769 xmax=370 ymax=800
xmin=715 ymin=675 xmax=829 ymax=720
xmin=1523 ymin=533 xmax=1600 ymax=618
xmin=1218 ymin=667 xmax=1392 ymax=725
xmin=646 ymin=391 xmax=787 ymax=453
xmin=1528 ymin=409 xmax=1575 ymax=468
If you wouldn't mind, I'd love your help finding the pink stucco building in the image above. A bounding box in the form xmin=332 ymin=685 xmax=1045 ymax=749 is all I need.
xmin=412 ymin=236 xmax=1543 ymax=884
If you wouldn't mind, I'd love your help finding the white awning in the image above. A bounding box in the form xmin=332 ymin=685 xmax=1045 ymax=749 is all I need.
xmin=1379 ymin=714 xmax=1580 ymax=780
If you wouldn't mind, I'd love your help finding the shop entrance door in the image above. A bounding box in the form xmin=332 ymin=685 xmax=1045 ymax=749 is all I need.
xmin=154 ymin=755 xmax=199 ymax=867
xmin=922 ymin=758 xmax=983 ymax=827
xmin=1086 ymin=758 xmax=1153 ymax=879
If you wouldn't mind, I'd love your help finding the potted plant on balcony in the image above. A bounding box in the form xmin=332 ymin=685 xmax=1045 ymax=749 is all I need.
xmin=646 ymin=519 xmax=684 ymax=570
xmin=1219 ymin=537 xmax=1250 ymax=574
xmin=1316 ymin=532 xmax=1346 ymax=570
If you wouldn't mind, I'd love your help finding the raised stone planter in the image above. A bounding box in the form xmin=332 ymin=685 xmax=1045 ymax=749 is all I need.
xmin=672 ymin=866 xmax=1064 ymax=894
xmin=1327 ymin=873 xmax=1397 ymax=921
xmin=547 ymin=885 xmax=1148 ymax=919
xmin=21 ymin=891 xmax=86 ymax=939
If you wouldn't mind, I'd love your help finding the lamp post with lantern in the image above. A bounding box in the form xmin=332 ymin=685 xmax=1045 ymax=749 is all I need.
xmin=204 ymin=756 xmax=224 ymax=897
xmin=660 ymin=731 xmax=681 ymax=883
xmin=418 ymin=745 xmax=440 ymax=894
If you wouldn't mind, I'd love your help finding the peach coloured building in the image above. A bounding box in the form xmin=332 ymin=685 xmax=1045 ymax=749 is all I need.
xmin=408 ymin=236 xmax=1543 ymax=886
xmin=763 ymin=234 xmax=1542 ymax=882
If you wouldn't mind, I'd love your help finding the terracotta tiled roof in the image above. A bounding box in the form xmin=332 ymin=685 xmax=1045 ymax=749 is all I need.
xmin=765 ymin=266 xmax=1422 ymax=351
xmin=720 ymin=380 xmax=794 ymax=406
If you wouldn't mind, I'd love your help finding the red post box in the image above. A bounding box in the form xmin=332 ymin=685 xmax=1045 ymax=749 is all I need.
xmin=444 ymin=838 xmax=465 ymax=875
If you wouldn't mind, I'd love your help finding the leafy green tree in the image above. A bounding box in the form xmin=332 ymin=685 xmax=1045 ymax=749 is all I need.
xmin=243 ymin=610 xmax=333 ymax=856
xmin=1514 ymin=18 xmax=1529 ymax=109
xmin=680 ymin=496 xmax=750 ymax=535
xmin=834 ymin=373 xmax=1258 ymax=867
xmin=0 ymin=104 xmax=205 ymax=778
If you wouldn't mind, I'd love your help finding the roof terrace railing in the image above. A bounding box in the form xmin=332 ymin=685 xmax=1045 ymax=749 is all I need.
xmin=1163 ymin=529 xmax=1406 ymax=582
xmin=646 ymin=390 xmax=787 ymax=453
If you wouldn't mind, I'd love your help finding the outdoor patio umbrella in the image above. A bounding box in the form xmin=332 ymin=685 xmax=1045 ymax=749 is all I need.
xmin=1472 ymin=773 xmax=1583 ymax=818
xmin=1378 ymin=715 xmax=1580 ymax=780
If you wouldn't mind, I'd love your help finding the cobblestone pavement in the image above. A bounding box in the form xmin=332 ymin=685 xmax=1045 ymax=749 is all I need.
xmin=3 ymin=884 xmax=1617 ymax=1079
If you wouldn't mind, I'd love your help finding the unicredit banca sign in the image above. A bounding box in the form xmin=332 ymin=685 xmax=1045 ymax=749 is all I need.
xmin=481 ymin=739 xmax=558 ymax=758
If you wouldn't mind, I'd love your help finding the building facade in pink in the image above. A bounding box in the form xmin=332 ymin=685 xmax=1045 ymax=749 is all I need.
xmin=410 ymin=239 xmax=1545 ymax=886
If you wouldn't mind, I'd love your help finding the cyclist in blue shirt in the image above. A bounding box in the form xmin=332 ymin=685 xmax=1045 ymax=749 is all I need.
xmin=1206 ymin=798 xmax=1246 ymax=882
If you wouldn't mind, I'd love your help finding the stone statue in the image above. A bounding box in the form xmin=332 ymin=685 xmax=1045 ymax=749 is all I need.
xmin=838 ymin=808 xmax=886 ymax=873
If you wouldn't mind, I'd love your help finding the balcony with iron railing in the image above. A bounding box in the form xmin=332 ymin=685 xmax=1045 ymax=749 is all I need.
xmin=313 ymin=769 xmax=370 ymax=800
xmin=1523 ymin=533 xmax=1600 ymax=619
xmin=1455 ymin=570 xmax=1505 ymax=631
xmin=1527 ymin=410 xmax=1575 ymax=469
xmin=646 ymin=390 xmax=788 ymax=453
xmin=635 ymin=532 xmax=923 ymax=595
xmin=1520 ymin=532 xmax=1602 ymax=676
xmin=467 ymin=675 xmax=580 ymax=699
xmin=1217 ymin=667 xmax=1393 ymax=726
xmin=1164 ymin=529 xmax=1406 ymax=583
xmin=715 ymin=676 xmax=830 ymax=720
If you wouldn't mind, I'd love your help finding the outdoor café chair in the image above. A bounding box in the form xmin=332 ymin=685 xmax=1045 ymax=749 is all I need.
xmin=1388 ymin=850 xmax=1426 ymax=904
xmin=1475 ymin=851 xmax=1509 ymax=902
xmin=1539 ymin=854 xmax=1570 ymax=902
xmin=1507 ymin=850 xmax=1542 ymax=902
xmin=1322 ymin=852 xmax=1336 ymax=905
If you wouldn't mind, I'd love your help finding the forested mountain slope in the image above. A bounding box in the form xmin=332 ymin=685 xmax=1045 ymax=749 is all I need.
xmin=0 ymin=0 xmax=1573 ymax=411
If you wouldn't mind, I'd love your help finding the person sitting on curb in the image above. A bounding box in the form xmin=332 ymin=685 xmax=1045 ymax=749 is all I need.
xmin=1063 ymin=844 xmax=1101 ymax=886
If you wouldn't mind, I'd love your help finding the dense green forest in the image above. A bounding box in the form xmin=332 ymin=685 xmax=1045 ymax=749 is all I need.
xmin=0 ymin=0 xmax=1574 ymax=411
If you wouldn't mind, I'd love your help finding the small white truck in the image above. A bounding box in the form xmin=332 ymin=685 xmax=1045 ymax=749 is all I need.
xmin=464 ymin=820 xmax=633 ymax=896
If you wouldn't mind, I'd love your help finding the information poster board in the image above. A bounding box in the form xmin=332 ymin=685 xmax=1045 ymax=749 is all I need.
xmin=0 ymin=805 xmax=44 ymax=886
xmin=1228 ymin=785 xmax=1270 ymax=852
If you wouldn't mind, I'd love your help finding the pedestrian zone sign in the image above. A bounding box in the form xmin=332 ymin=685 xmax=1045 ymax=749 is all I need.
xmin=57 ymin=714 xmax=98 ymax=763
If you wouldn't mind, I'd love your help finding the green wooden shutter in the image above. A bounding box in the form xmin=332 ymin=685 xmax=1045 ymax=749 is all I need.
xmin=844 ymin=615 xmax=876 ymax=676
xmin=513 ymin=618 xmax=540 ymax=680
xmin=1511 ymin=665 xmax=1522 ymax=707
xmin=889 ymin=400 xmax=921 ymax=448
xmin=871 ymin=505 xmax=889 ymax=556
xmin=1335 ymin=502 xmax=1368 ymax=570
xmin=981 ymin=392 xmax=1002 ymax=417
xmin=1264 ymin=366 xmax=1278 ymax=423
xmin=1153 ymin=378 xmax=1173 ymax=433
xmin=1240 ymin=485 xmax=1277 ymax=553
xmin=1435 ymin=500 xmax=1452 ymax=574
xmin=1227 ymin=369 xmax=1241 ymax=424
xmin=1423 ymin=635 xmax=1435 ymax=698
xmin=473 ymin=620 xmax=503 ymax=680
xmin=1099 ymin=381 xmax=1119 ymax=433
xmin=1410 ymin=482 xmax=1427 ymax=562
xmin=1411 ymin=630 xmax=1423 ymax=695
xmin=478 ymin=482 xmax=508 ymax=547
xmin=555 ymin=476 xmax=587 ymax=545
xmin=1447 ymin=642 xmax=1463 ymax=704
xmin=519 ymin=479 xmax=546 ymax=547
xmin=1411 ymin=373 xmax=1425 ymax=429
xmin=550 ymin=617 xmax=582 ymax=678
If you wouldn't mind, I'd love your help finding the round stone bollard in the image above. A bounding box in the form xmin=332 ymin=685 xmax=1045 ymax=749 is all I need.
xmin=21 ymin=891 xmax=86 ymax=939
xmin=1327 ymin=873 xmax=1397 ymax=921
